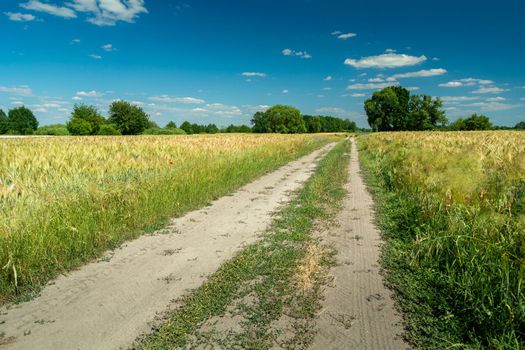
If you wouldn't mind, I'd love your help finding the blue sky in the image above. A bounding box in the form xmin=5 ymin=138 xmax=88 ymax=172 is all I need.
xmin=1 ymin=0 xmax=524 ymax=128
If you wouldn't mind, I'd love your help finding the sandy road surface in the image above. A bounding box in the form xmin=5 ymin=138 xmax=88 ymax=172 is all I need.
xmin=0 ymin=143 xmax=335 ymax=350
xmin=310 ymin=139 xmax=408 ymax=350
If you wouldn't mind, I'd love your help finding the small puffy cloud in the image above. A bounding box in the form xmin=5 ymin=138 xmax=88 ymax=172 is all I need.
xmin=331 ymin=30 xmax=342 ymax=35
xmin=282 ymin=48 xmax=312 ymax=59
xmin=149 ymin=95 xmax=205 ymax=104
xmin=315 ymin=107 xmax=359 ymax=118
xmin=439 ymin=81 xmax=463 ymax=88
xmin=344 ymin=53 xmax=427 ymax=69
xmin=406 ymin=86 xmax=420 ymax=91
xmin=346 ymin=82 xmax=398 ymax=90
xmin=72 ymin=96 xmax=82 ymax=100
xmin=76 ymin=90 xmax=102 ymax=97
xmin=385 ymin=48 xmax=396 ymax=53
xmin=337 ymin=32 xmax=357 ymax=40
xmin=324 ymin=76 xmax=333 ymax=81
xmin=350 ymin=93 xmax=365 ymax=97
xmin=102 ymin=43 xmax=115 ymax=51
xmin=21 ymin=0 xmax=77 ymax=18
xmin=472 ymin=86 xmax=505 ymax=94
xmin=5 ymin=12 xmax=36 ymax=21
xmin=463 ymin=101 xmax=522 ymax=111
xmin=432 ymin=57 xmax=440 ymax=61
xmin=387 ymin=68 xmax=447 ymax=81
xmin=242 ymin=72 xmax=267 ymax=77
xmin=71 ymin=38 xmax=81 ymax=44
xmin=440 ymin=78 xmax=494 ymax=88
xmin=282 ymin=89 xmax=289 ymax=94
xmin=368 ymin=77 xmax=385 ymax=83
xmin=89 ymin=54 xmax=102 ymax=60
xmin=0 ymin=85 xmax=33 ymax=96
xmin=521 ymin=97 xmax=525 ymax=101
xmin=323 ymin=87 xmax=332 ymax=91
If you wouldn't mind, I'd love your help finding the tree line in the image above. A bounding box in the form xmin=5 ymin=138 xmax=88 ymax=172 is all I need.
xmin=0 ymin=102 xmax=358 ymax=136
xmin=364 ymin=86 xmax=524 ymax=131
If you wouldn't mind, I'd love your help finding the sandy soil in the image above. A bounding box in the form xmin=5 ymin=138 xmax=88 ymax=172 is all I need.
xmin=0 ymin=143 xmax=335 ymax=350
xmin=310 ymin=139 xmax=409 ymax=350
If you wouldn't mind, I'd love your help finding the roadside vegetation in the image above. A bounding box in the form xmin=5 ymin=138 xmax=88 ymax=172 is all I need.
xmin=0 ymin=134 xmax=332 ymax=303
xmin=358 ymin=131 xmax=525 ymax=349
xmin=135 ymin=139 xmax=350 ymax=349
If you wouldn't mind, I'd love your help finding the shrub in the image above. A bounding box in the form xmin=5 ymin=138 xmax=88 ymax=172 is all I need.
xmin=67 ymin=104 xmax=106 ymax=135
xmin=35 ymin=124 xmax=70 ymax=136
xmin=67 ymin=118 xmax=92 ymax=136
xmin=108 ymin=100 xmax=150 ymax=135
xmin=98 ymin=124 xmax=121 ymax=135
xmin=143 ymin=127 xmax=186 ymax=135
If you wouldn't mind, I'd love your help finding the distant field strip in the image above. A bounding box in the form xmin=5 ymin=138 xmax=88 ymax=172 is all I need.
xmin=359 ymin=131 xmax=525 ymax=349
xmin=0 ymin=134 xmax=332 ymax=303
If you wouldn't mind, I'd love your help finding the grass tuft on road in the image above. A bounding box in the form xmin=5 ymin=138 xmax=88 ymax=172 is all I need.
xmin=134 ymin=138 xmax=350 ymax=350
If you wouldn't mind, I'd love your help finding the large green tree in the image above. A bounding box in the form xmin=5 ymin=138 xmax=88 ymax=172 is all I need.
xmin=364 ymin=86 xmax=410 ymax=131
xmin=408 ymin=95 xmax=448 ymax=130
xmin=303 ymin=115 xmax=321 ymax=133
xmin=7 ymin=106 xmax=38 ymax=134
xmin=108 ymin=100 xmax=150 ymax=135
xmin=251 ymin=105 xmax=306 ymax=133
xmin=0 ymin=109 xmax=7 ymax=134
xmin=67 ymin=104 xmax=106 ymax=135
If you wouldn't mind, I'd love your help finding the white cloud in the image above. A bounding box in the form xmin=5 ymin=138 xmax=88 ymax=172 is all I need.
xmin=439 ymin=81 xmax=463 ymax=88
xmin=439 ymin=78 xmax=494 ymax=88
xmin=387 ymin=68 xmax=447 ymax=81
xmin=344 ymin=53 xmax=427 ymax=69
xmin=350 ymin=93 xmax=365 ymax=97
xmin=72 ymin=96 xmax=82 ymax=100
xmin=282 ymin=48 xmax=312 ymax=59
xmin=432 ymin=57 xmax=440 ymax=61
xmin=324 ymin=76 xmax=332 ymax=81
xmin=205 ymin=103 xmax=242 ymax=116
xmin=440 ymin=96 xmax=480 ymax=102
xmin=521 ymin=97 xmax=525 ymax=101
xmin=0 ymin=85 xmax=33 ymax=96
xmin=472 ymin=86 xmax=504 ymax=94
xmin=71 ymin=38 xmax=81 ymax=44
xmin=315 ymin=107 xmax=359 ymax=118
xmin=66 ymin=0 xmax=148 ymax=26
xmin=76 ymin=90 xmax=102 ymax=97
xmin=463 ymin=102 xmax=522 ymax=111
xmin=385 ymin=48 xmax=396 ymax=53
xmin=368 ymin=77 xmax=385 ymax=83
xmin=89 ymin=54 xmax=102 ymax=60
xmin=102 ymin=43 xmax=115 ymax=51
xmin=5 ymin=12 xmax=36 ymax=21
xmin=346 ymin=82 xmax=398 ymax=90
xmin=406 ymin=86 xmax=420 ymax=91
xmin=282 ymin=89 xmax=289 ymax=94
xmin=241 ymin=72 xmax=267 ymax=77
xmin=486 ymin=97 xmax=506 ymax=102
xmin=323 ymin=87 xmax=332 ymax=91
xmin=21 ymin=0 xmax=77 ymax=18
xmin=331 ymin=30 xmax=342 ymax=35
xmin=337 ymin=32 xmax=357 ymax=40
xmin=149 ymin=95 xmax=205 ymax=104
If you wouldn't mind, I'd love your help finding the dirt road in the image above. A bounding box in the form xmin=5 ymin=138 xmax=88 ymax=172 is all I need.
xmin=0 ymin=143 xmax=335 ymax=350
xmin=310 ymin=139 xmax=408 ymax=349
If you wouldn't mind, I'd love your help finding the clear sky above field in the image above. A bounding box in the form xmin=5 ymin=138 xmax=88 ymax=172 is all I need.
xmin=1 ymin=0 xmax=524 ymax=128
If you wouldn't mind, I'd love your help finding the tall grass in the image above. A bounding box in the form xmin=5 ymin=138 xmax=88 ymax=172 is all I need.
xmin=0 ymin=134 xmax=331 ymax=303
xmin=359 ymin=131 xmax=525 ymax=349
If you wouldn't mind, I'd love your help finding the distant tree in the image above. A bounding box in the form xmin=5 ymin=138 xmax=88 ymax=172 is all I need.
xmin=180 ymin=121 xmax=193 ymax=134
xmin=205 ymin=123 xmax=219 ymax=134
xmin=0 ymin=109 xmax=7 ymax=134
xmin=108 ymin=100 xmax=150 ymax=135
xmin=35 ymin=124 xmax=70 ymax=136
xmin=67 ymin=104 xmax=105 ymax=135
xmin=450 ymin=114 xmax=493 ymax=131
xmin=147 ymin=120 xmax=160 ymax=129
xmin=166 ymin=121 xmax=177 ymax=129
xmin=224 ymin=124 xmax=252 ymax=133
xmin=98 ymin=124 xmax=121 ymax=135
xmin=515 ymin=121 xmax=525 ymax=130
xmin=365 ymin=86 xmax=410 ymax=131
xmin=7 ymin=106 xmax=38 ymax=134
xmin=251 ymin=105 xmax=306 ymax=133
xmin=237 ymin=125 xmax=252 ymax=133
xmin=191 ymin=123 xmax=204 ymax=134
xmin=304 ymin=115 xmax=322 ymax=133
xmin=408 ymin=95 xmax=447 ymax=130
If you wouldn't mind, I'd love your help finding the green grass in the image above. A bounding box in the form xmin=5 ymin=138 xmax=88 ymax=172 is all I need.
xmin=357 ymin=132 xmax=525 ymax=349
xmin=0 ymin=134 xmax=334 ymax=304
xmin=134 ymin=139 xmax=350 ymax=349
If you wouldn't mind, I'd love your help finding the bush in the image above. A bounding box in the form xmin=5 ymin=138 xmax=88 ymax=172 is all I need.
xmin=7 ymin=106 xmax=38 ymax=135
xmin=98 ymin=124 xmax=121 ymax=135
xmin=143 ymin=127 xmax=186 ymax=135
xmin=252 ymin=105 xmax=306 ymax=134
xmin=35 ymin=124 xmax=70 ymax=136
xmin=67 ymin=104 xmax=106 ymax=135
